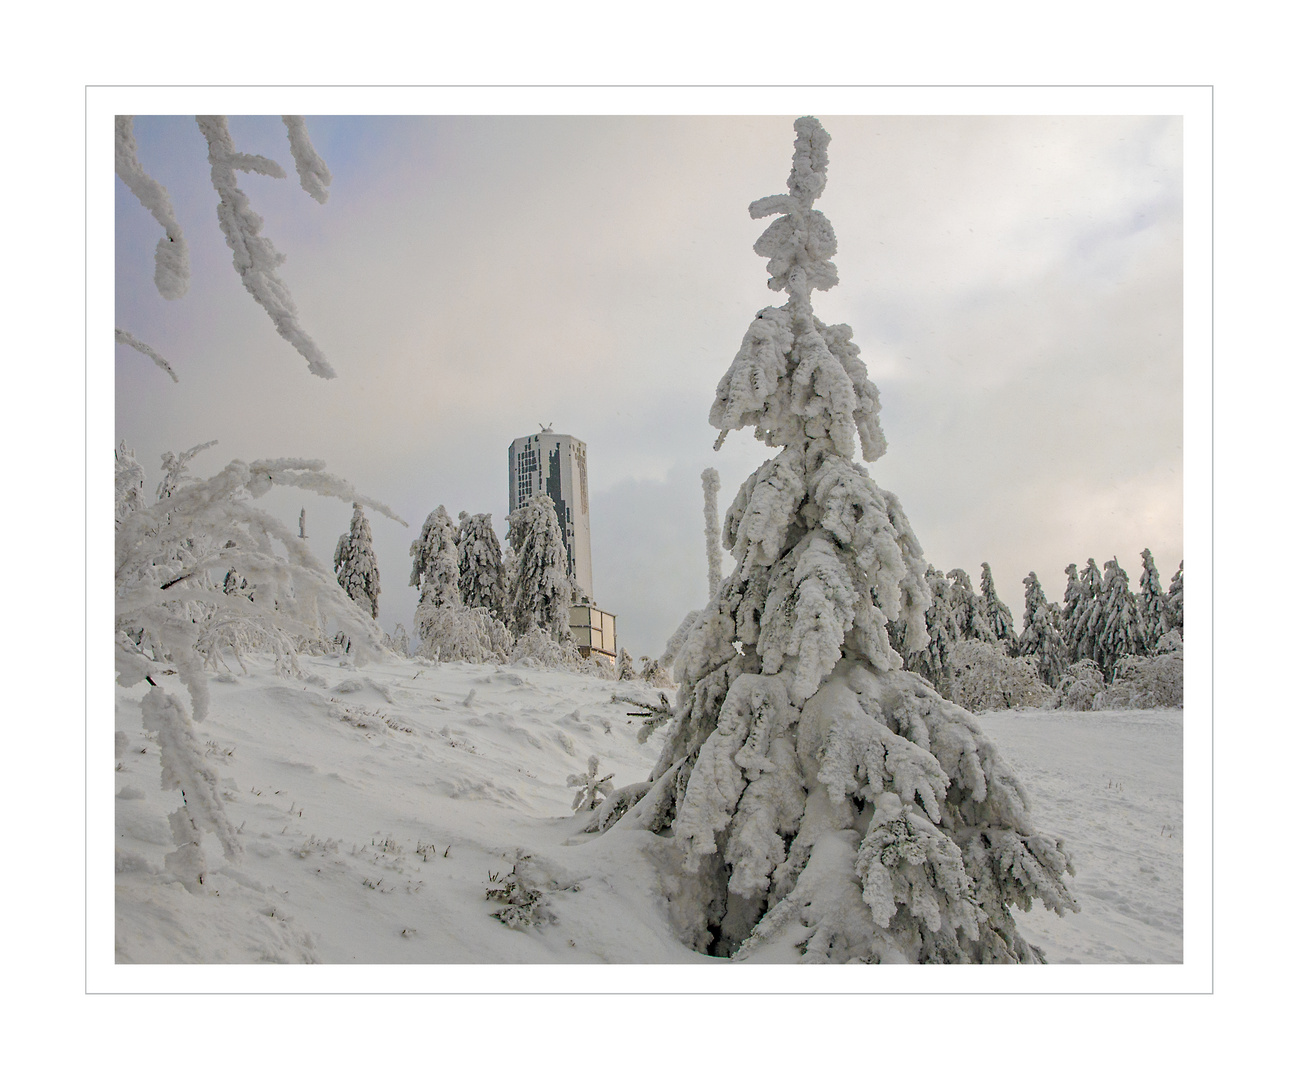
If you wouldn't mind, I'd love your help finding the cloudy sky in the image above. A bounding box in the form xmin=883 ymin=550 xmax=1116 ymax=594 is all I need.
xmin=112 ymin=100 xmax=1186 ymax=659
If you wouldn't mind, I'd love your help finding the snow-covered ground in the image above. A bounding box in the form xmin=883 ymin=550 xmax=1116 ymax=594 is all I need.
xmin=109 ymin=651 xmax=1183 ymax=980
xmin=976 ymin=709 xmax=1182 ymax=964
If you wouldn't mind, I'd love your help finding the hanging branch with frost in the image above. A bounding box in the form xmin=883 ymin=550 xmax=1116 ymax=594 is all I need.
xmin=115 ymin=116 xmax=190 ymax=301
xmin=117 ymin=115 xmax=335 ymax=381
xmin=115 ymin=328 xmax=177 ymax=383
xmin=115 ymin=450 xmax=405 ymax=892
xmin=281 ymin=115 xmax=333 ymax=203
xmin=195 ymin=116 xmax=336 ymax=379
xmin=614 ymin=118 xmax=1075 ymax=964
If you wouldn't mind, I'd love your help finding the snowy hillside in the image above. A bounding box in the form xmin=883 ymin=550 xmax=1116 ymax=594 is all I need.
xmin=112 ymin=651 xmax=1181 ymax=978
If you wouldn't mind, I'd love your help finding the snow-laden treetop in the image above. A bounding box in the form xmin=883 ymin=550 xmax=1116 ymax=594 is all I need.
xmin=710 ymin=117 xmax=885 ymax=463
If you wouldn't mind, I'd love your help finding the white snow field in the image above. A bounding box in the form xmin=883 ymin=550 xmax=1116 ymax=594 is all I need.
xmin=112 ymin=652 xmax=1181 ymax=971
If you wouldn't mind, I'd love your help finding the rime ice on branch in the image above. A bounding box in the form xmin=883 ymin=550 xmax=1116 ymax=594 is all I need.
xmin=115 ymin=453 xmax=402 ymax=892
xmin=115 ymin=116 xmax=190 ymax=301
xmin=618 ymin=117 xmax=1076 ymax=963
xmin=115 ymin=328 xmax=178 ymax=383
xmin=196 ymin=116 xmax=336 ymax=379
xmin=282 ymin=115 xmax=333 ymax=203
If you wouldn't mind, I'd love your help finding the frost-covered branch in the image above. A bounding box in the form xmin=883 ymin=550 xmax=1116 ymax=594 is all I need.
xmin=115 ymin=328 xmax=178 ymax=383
xmin=157 ymin=440 xmax=218 ymax=501
xmin=116 ymin=448 xmax=401 ymax=892
xmin=196 ymin=115 xmax=336 ymax=379
xmin=282 ymin=115 xmax=332 ymax=203
xmin=115 ymin=116 xmax=190 ymax=300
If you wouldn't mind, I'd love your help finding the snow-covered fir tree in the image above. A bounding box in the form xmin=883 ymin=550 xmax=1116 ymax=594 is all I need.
xmin=506 ymin=494 xmax=573 ymax=641
xmin=1060 ymin=563 xmax=1086 ymax=664
xmin=409 ymin=506 xmax=461 ymax=609
xmin=334 ymin=504 xmax=381 ymax=619
xmin=456 ymin=512 xmax=508 ymax=621
xmin=1165 ymin=560 xmax=1184 ymax=640
xmin=903 ymin=566 xmax=961 ymax=698
xmin=947 ymin=567 xmax=994 ymax=645
xmin=1135 ymin=548 xmax=1165 ymax=654
xmin=614 ymin=118 xmax=1075 ymax=963
xmin=1096 ymin=557 xmax=1140 ymax=681
xmin=409 ymin=506 xmax=511 ymax=663
xmin=980 ymin=562 xmax=1016 ymax=654
xmin=1019 ymin=571 xmax=1067 ymax=688
xmin=1073 ymin=558 xmax=1106 ymax=667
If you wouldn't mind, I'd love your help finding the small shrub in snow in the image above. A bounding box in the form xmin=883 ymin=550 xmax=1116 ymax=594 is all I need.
xmin=949 ymin=640 xmax=1054 ymax=713
xmin=578 ymin=654 xmax=615 ymax=680
xmin=1094 ymin=651 xmax=1183 ymax=709
xmin=486 ymin=854 xmax=554 ymax=930
xmin=509 ymin=627 xmax=583 ymax=670
xmin=383 ymin=622 xmax=410 ymax=656
xmin=639 ymin=656 xmax=674 ymax=688
xmin=614 ymin=648 xmax=639 ymax=680
xmin=415 ymin=602 xmax=512 ymax=664
xmin=568 ymin=755 xmax=615 ymax=812
xmin=1056 ymin=659 xmax=1105 ymax=711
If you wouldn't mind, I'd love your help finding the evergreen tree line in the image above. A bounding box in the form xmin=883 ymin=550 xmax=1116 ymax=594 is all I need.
xmin=334 ymin=492 xmax=595 ymax=665
xmin=893 ymin=550 xmax=1184 ymax=704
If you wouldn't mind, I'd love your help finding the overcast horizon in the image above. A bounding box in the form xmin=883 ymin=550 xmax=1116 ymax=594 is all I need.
xmin=113 ymin=110 xmax=1184 ymax=660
